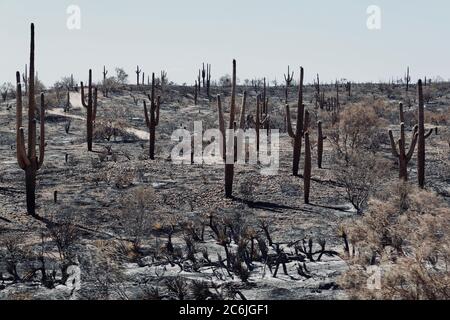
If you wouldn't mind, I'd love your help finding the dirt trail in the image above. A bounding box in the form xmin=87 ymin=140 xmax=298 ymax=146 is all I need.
xmin=47 ymin=92 xmax=149 ymax=140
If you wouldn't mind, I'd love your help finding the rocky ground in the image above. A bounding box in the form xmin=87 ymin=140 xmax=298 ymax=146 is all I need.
xmin=0 ymin=81 xmax=448 ymax=300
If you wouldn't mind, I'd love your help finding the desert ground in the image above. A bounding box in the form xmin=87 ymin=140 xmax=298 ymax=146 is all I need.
xmin=0 ymin=64 xmax=449 ymax=300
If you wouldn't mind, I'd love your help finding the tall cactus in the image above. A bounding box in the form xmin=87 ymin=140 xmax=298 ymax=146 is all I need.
xmin=405 ymin=67 xmax=411 ymax=92
xmin=286 ymin=67 xmax=305 ymax=176
xmin=194 ymin=81 xmax=198 ymax=105
xmin=81 ymin=70 xmax=97 ymax=151
xmin=103 ymin=66 xmax=108 ymax=82
xmin=217 ymin=60 xmax=237 ymax=198
xmin=388 ymin=103 xmax=418 ymax=180
xmin=22 ymin=64 xmax=28 ymax=96
xmin=238 ymin=91 xmax=247 ymax=130
xmin=317 ymin=121 xmax=327 ymax=169
xmin=206 ymin=64 xmax=211 ymax=97
xmin=16 ymin=23 xmax=46 ymax=217
xmin=144 ymin=73 xmax=161 ymax=160
xmin=136 ymin=65 xmax=142 ymax=86
xmin=304 ymin=128 xmax=311 ymax=204
xmin=284 ymin=66 xmax=294 ymax=104
xmin=417 ymin=80 xmax=434 ymax=188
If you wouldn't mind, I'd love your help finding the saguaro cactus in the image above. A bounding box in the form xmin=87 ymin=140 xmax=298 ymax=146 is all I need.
xmin=194 ymin=81 xmax=198 ymax=105
xmin=217 ymin=60 xmax=237 ymax=198
xmin=202 ymin=63 xmax=206 ymax=90
xmin=16 ymin=23 xmax=46 ymax=217
xmin=144 ymin=73 xmax=161 ymax=160
xmin=238 ymin=91 xmax=247 ymax=130
xmin=255 ymin=94 xmax=269 ymax=154
xmin=22 ymin=64 xmax=28 ymax=95
xmin=81 ymin=70 xmax=97 ymax=151
xmin=103 ymin=66 xmax=108 ymax=82
xmin=317 ymin=121 xmax=327 ymax=169
xmin=417 ymin=80 xmax=434 ymax=188
xmin=161 ymin=70 xmax=167 ymax=90
xmin=284 ymin=66 xmax=294 ymax=104
xmin=206 ymin=64 xmax=211 ymax=97
xmin=345 ymin=82 xmax=351 ymax=97
xmin=405 ymin=67 xmax=411 ymax=92
xmin=136 ymin=66 xmax=142 ymax=86
xmin=286 ymin=67 xmax=305 ymax=176
xmin=389 ymin=104 xmax=419 ymax=180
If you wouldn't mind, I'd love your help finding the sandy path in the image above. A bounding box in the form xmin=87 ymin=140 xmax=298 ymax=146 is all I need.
xmin=47 ymin=93 xmax=149 ymax=140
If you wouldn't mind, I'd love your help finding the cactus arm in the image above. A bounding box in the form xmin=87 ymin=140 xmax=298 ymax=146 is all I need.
xmin=80 ymin=82 xmax=88 ymax=108
xmin=16 ymin=71 xmax=28 ymax=169
xmin=228 ymin=60 xmax=237 ymax=130
xmin=217 ymin=95 xmax=226 ymax=159
xmin=155 ymin=96 xmax=160 ymax=126
xmin=143 ymin=100 xmax=151 ymax=128
xmin=217 ymin=95 xmax=225 ymax=139
xmin=93 ymin=87 xmax=98 ymax=123
xmin=239 ymin=91 xmax=247 ymax=130
xmin=37 ymin=93 xmax=45 ymax=169
xmin=388 ymin=130 xmax=400 ymax=158
xmin=285 ymin=105 xmax=295 ymax=138
xmin=406 ymin=132 xmax=419 ymax=161
xmin=18 ymin=128 xmax=30 ymax=169
xmin=296 ymin=67 xmax=305 ymax=138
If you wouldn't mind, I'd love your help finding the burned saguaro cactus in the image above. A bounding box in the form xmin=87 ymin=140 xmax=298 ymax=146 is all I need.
xmin=345 ymin=81 xmax=351 ymax=97
xmin=136 ymin=65 xmax=142 ymax=86
xmin=144 ymin=73 xmax=161 ymax=160
xmin=103 ymin=66 xmax=108 ymax=82
xmin=22 ymin=64 xmax=28 ymax=96
xmin=317 ymin=121 xmax=327 ymax=169
xmin=286 ymin=67 xmax=306 ymax=176
xmin=405 ymin=67 xmax=411 ymax=92
xmin=417 ymin=80 xmax=434 ymax=188
xmin=255 ymin=94 xmax=270 ymax=154
xmin=217 ymin=60 xmax=238 ymax=198
xmin=194 ymin=81 xmax=198 ymax=105
xmin=207 ymin=64 xmax=212 ymax=97
xmin=81 ymin=69 xmax=98 ymax=151
xmin=284 ymin=66 xmax=294 ymax=104
xmin=238 ymin=91 xmax=247 ymax=130
xmin=16 ymin=23 xmax=46 ymax=217
xmin=389 ymin=104 xmax=419 ymax=180
xmin=161 ymin=70 xmax=167 ymax=90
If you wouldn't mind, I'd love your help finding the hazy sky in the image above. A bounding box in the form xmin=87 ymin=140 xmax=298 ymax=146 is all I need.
xmin=1 ymin=0 xmax=449 ymax=86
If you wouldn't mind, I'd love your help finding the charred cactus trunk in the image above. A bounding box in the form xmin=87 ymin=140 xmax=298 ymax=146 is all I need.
xmin=304 ymin=130 xmax=311 ymax=204
xmin=81 ymin=70 xmax=97 ymax=152
xmin=317 ymin=121 xmax=326 ymax=169
xmin=16 ymin=24 xmax=46 ymax=217
xmin=217 ymin=60 xmax=237 ymax=198
xmin=286 ymin=67 xmax=305 ymax=176
xmin=388 ymin=104 xmax=419 ymax=180
xmin=144 ymin=73 xmax=161 ymax=160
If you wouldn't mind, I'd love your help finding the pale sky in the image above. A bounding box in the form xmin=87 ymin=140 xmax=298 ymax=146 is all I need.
xmin=1 ymin=0 xmax=449 ymax=86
